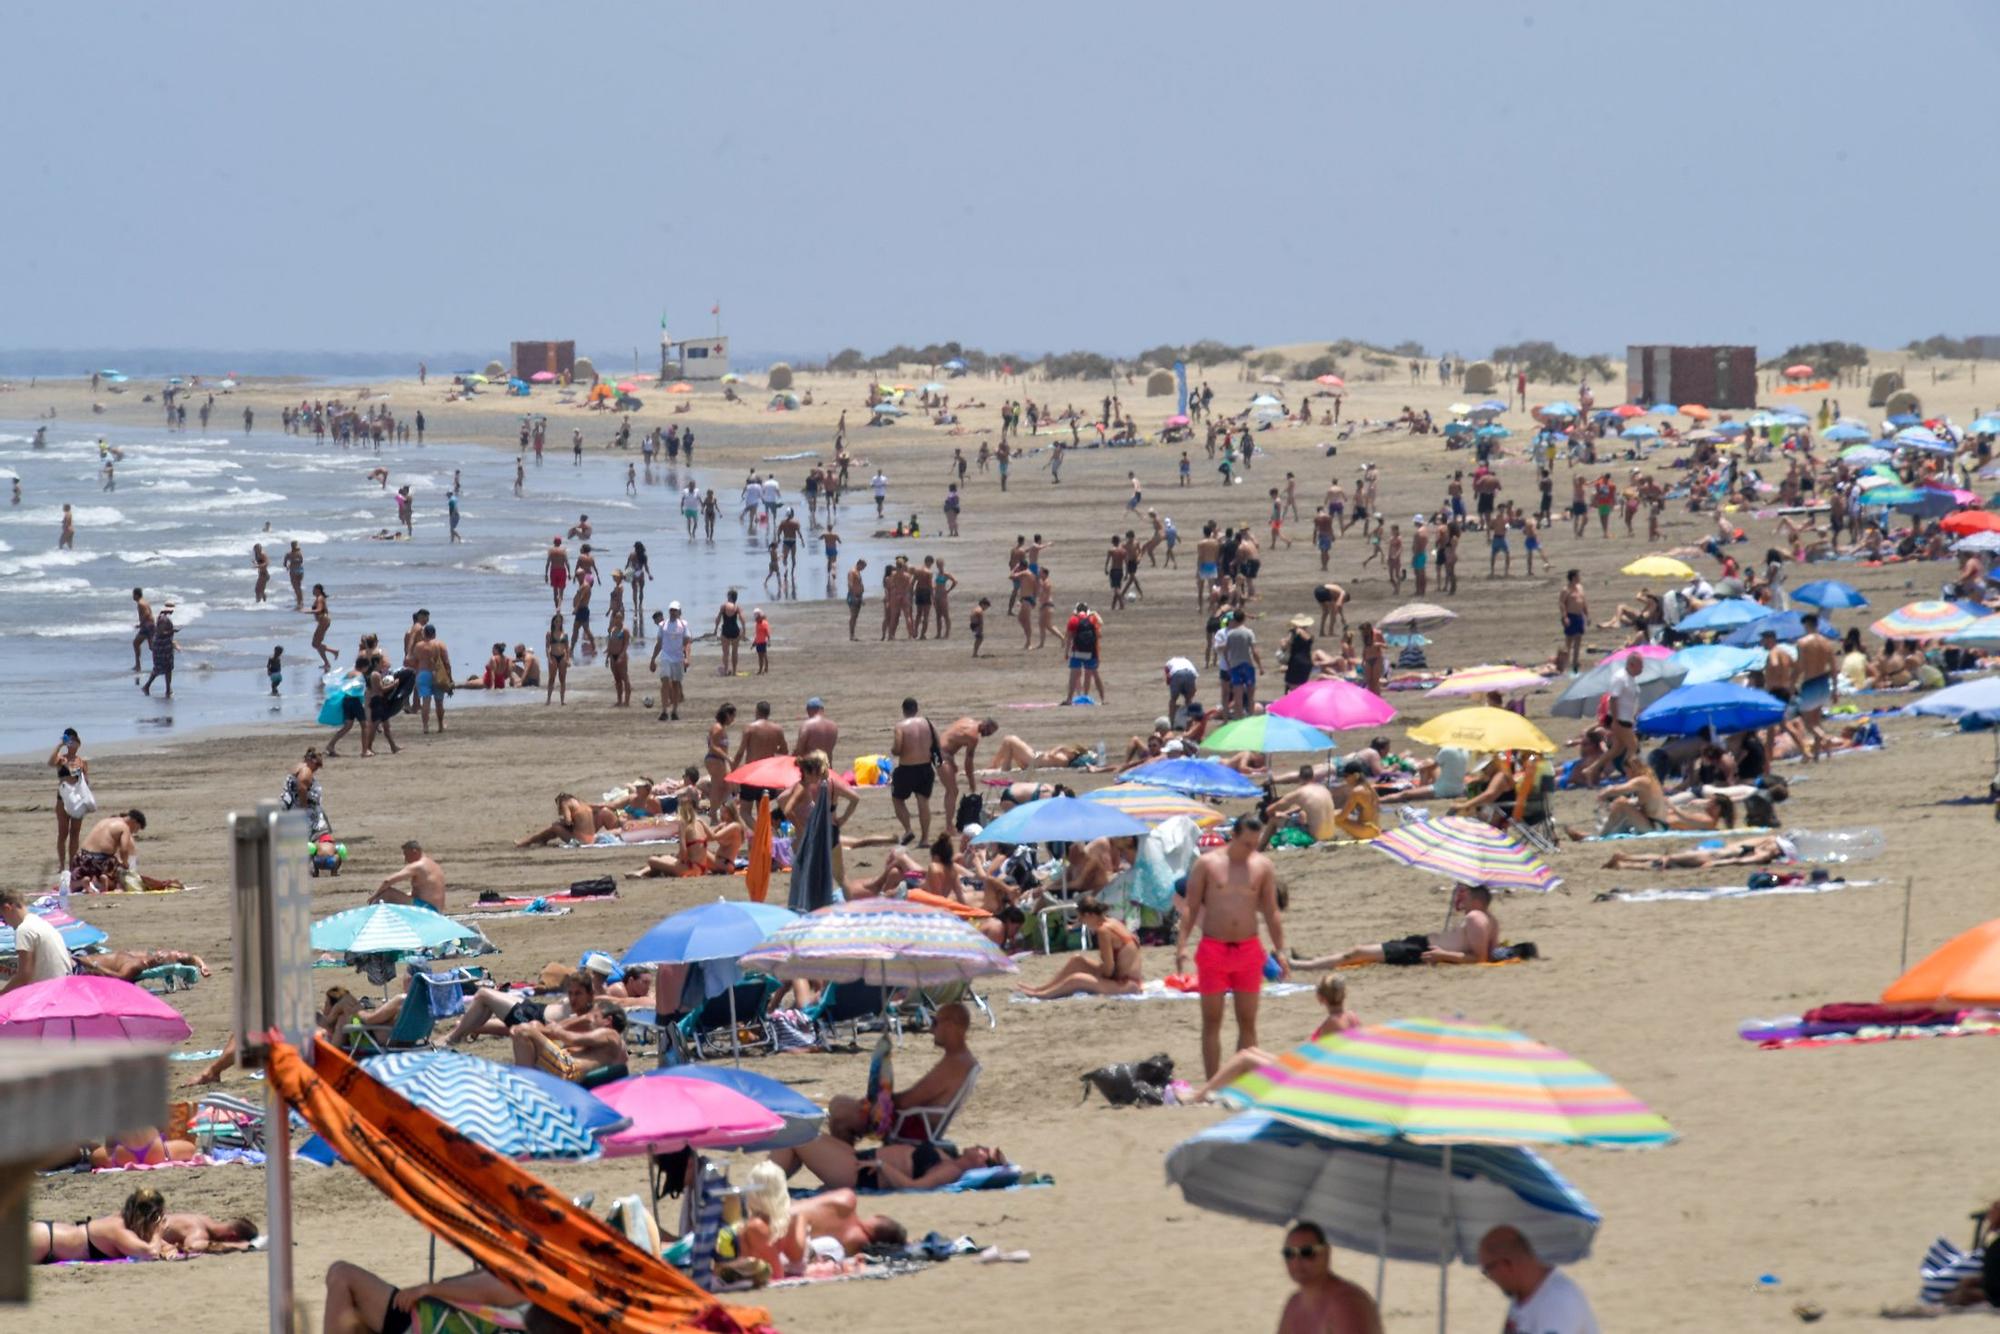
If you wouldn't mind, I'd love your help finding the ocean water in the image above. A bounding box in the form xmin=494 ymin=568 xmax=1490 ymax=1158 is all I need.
xmin=0 ymin=420 xmax=877 ymax=755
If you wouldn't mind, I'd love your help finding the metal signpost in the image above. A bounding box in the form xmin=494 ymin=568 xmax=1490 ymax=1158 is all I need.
xmin=231 ymin=802 xmax=315 ymax=1334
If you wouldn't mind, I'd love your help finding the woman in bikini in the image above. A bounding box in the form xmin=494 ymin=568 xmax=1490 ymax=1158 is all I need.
xmin=31 ymin=1187 xmax=179 ymax=1264
xmin=628 ymin=792 xmax=743 ymax=879
xmin=543 ymin=612 xmax=569 ymax=705
xmin=1014 ymin=897 xmax=1143 ymax=998
xmin=767 ymin=1097 xmax=1009 ymax=1191
xmin=604 ymin=607 xmax=632 ymax=706
xmin=311 ymin=584 xmax=334 ymax=669
xmin=252 ymin=543 xmax=270 ymax=603
xmin=704 ymin=703 xmax=736 ymax=808
xmin=932 ymin=558 xmax=957 ymax=639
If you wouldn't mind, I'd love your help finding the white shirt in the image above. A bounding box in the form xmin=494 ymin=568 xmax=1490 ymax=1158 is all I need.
xmin=1505 ymin=1267 xmax=1599 ymax=1334
xmin=656 ymin=618 xmax=690 ymax=664
xmin=871 ymin=473 xmax=888 ymax=498
xmin=1164 ymin=656 xmax=1197 ymax=680
xmin=1607 ymin=670 xmax=1640 ymax=724
xmin=761 ymin=479 xmax=780 ymax=505
xmin=10 ymin=912 xmax=69 ymax=985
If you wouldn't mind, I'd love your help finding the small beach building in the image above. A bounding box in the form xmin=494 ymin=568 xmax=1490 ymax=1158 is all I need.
xmin=665 ymin=337 xmax=730 ymax=381
xmin=512 ymin=339 xmax=576 ymax=382
xmin=1625 ymin=344 xmax=1756 ymax=409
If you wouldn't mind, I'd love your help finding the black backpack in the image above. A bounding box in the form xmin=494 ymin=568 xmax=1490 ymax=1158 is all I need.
xmin=954 ymin=793 xmax=985 ymax=832
xmin=1072 ymin=616 xmax=1098 ymax=654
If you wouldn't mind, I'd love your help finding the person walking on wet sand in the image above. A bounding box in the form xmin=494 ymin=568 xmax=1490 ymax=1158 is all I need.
xmin=714 ymin=589 xmax=745 ymax=676
xmin=284 ymin=541 xmax=305 ymax=609
xmin=310 ymin=585 xmax=335 ymax=669
xmin=141 ymin=605 xmax=178 ymax=698
xmin=845 ymin=560 xmax=867 ymax=640
xmin=129 ymin=588 xmax=154 ymax=671
xmin=544 ymin=613 xmax=570 ymax=705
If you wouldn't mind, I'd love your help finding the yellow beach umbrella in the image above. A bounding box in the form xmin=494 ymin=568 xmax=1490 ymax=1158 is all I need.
xmin=1407 ymin=706 xmax=1555 ymax=755
xmin=1621 ymin=555 xmax=1696 ymax=580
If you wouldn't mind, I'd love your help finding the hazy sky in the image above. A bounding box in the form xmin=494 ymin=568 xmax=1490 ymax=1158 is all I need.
xmin=7 ymin=0 xmax=1996 ymax=362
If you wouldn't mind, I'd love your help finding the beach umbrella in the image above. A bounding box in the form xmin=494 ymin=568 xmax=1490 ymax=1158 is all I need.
xmin=1903 ymin=676 xmax=2000 ymax=724
xmin=1941 ymin=511 xmax=2000 ymax=536
xmin=1250 ymin=394 xmax=1283 ymax=408
xmin=1714 ymin=421 xmax=1747 ymax=438
xmin=1220 ymin=1016 xmax=1675 ymax=1146
xmin=1447 ymin=402 xmax=1472 ymax=416
xmin=616 ymin=381 xmax=641 ymax=395
xmin=1872 ymin=600 xmax=1977 ymax=640
xmin=1784 ymin=363 xmax=1815 ymax=378
xmin=1947 ymin=616 xmax=2000 ymax=649
xmin=968 ymin=795 xmax=1149 ymax=846
xmin=1550 ymin=655 xmax=1687 ymax=719
xmin=1824 ymin=422 xmax=1872 ymax=443
xmin=667 ymin=382 xmax=693 ymax=394
xmin=595 ymin=1075 xmax=784 ymax=1157
xmin=1676 ymin=598 xmax=1769 ymax=633
xmin=1621 ymin=555 xmax=1695 ymax=579
xmin=1538 ymin=401 xmax=1579 ymax=419
xmin=1840 ymin=445 xmax=1892 ymax=465
xmin=1621 ymin=424 xmax=1659 ymax=441
xmin=738 ymin=898 xmax=1018 ymax=987
xmin=0 ymin=905 xmax=106 ymax=954
xmin=0 ymin=975 xmax=192 ymax=1042
xmin=719 ymin=373 xmax=742 ymax=384
xmin=1406 ymin=707 xmax=1555 ymax=754
xmin=648 ymin=1065 xmax=825 ymax=1151
xmin=1636 ymin=682 xmax=1785 ymax=737
xmin=1167 ymin=1110 xmax=1600 ymax=1272
xmin=1721 ymin=610 xmax=1837 ymax=649
xmin=1368 ymin=817 xmax=1560 ymax=891
xmin=1119 ymin=757 xmax=1263 ymax=798
xmin=1082 ymin=785 xmax=1223 ymax=829
xmin=745 ymin=794 xmax=773 ymax=906
xmin=870 ymin=402 xmax=904 ymax=416
xmin=351 ymin=1049 xmax=617 ymax=1159
xmin=1895 ymin=426 xmax=1949 ymax=450
xmin=1267 ymin=678 xmax=1397 ymax=731
xmin=1611 ymin=404 xmax=1644 ymax=419
xmin=1666 ymin=644 xmax=1765 ymax=685
xmin=1199 ymin=714 xmax=1338 ymax=754
xmin=1953 ymin=532 xmax=2000 ymax=554
xmin=1427 ymin=665 xmax=1549 ymax=700
xmin=789 ymin=783 xmax=838 ymax=914
xmin=1474 ymin=399 xmax=1508 ymax=414
xmin=1379 ymin=602 xmax=1459 ymax=633
xmin=941 ymin=358 xmax=967 ymax=371
xmin=620 ymin=900 xmax=799 ymax=971
xmin=1888 ymin=413 xmax=1922 ymax=428
xmin=529 ymin=371 xmax=557 ymax=383
xmin=1603 ymin=644 xmax=1674 ymax=663
xmin=1164 ymin=413 xmax=1190 ymax=427
xmin=725 ymin=754 xmax=802 ymax=790
xmin=918 ymin=382 xmax=946 ymax=395
xmin=1882 ymin=919 xmax=2000 ymax=1007
xmin=1680 ymin=404 xmax=1710 ymax=419
xmin=1316 ymin=374 xmax=1345 ymax=388
xmin=310 ymin=903 xmax=480 ymax=956
xmin=1970 ymin=416 xmax=2000 ymax=435
xmin=1648 ymin=402 xmax=1677 ymax=415
xmin=1474 ymin=424 xmax=1510 ymax=440
xmin=1791 ymin=580 xmax=1868 ymax=610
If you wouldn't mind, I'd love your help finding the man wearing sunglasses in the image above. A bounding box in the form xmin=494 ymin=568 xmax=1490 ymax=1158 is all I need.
xmin=1277 ymin=1222 xmax=1381 ymax=1333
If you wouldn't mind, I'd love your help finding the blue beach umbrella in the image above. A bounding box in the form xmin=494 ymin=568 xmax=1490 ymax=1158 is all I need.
xmin=649 ymin=1065 xmax=825 ymax=1151
xmin=1792 ymin=579 xmax=1868 ymax=610
xmin=1475 ymin=424 xmax=1510 ymax=440
xmin=1649 ymin=402 xmax=1677 ymax=415
xmin=1969 ymin=416 xmax=2000 ymax=435
xmin=1119 ymin=756 xmax=1264 ymax=798
xmin=1906 ymin=676 xmax=2000 ymax=724
xmin=1676 ymin=598 xmax=1769 ymax=632
xmin=1840 ymin=445 xmax=1892 ymax=465
xmin=1622 ymin=424 xmax=1659 ymax=440
xmin=1722 ymin=610 xmax=1836 ymax=648
xmin=1667 ymin=644 xmax=1765 ymax=685
xmin=309 ymin=903 xmax=480 ymax=955
xmin=871 ymin=402 xmax=904 ymax=416
xmin=1947 ymin=616 xmax=2000 ymax=649
xmin=1474 ymin=399 xmax=1508 ymax=414
xmin=1637 ymin=682 xmax=1786 ymax=737
xmin=298 ymin=1049 xmax=623 ymax=1163
xmin=620 ymin=900 xmax=797 ymax=969
xmin=0 ymin=909 xmax=106 ymax=955
xmin=1888 ymin=413 xmax=1922 ymax=428
xmin=1540 ymin=400 xmax=1579 ymax=418
xmin=970 ymin=795 xmax=1149 ymax=846
xmin=1824 ymin=422 xmax=1872 ymax=443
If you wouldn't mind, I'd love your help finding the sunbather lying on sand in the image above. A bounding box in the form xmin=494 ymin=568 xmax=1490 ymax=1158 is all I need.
xmin=74 ymin=948 xmax=209 ymax=982
xmin=1601 ymin=833 xmax=1797 ymax=870
xmin=989 ymin=735 xmax=1107 ymax=771
xmin=516 ymin=792 xmax=626 ymax=847
xmin=1292 ymin=885 xmax=1500 ymax=968
xmin=29 ymin=1188 xmax=178 ymax=1262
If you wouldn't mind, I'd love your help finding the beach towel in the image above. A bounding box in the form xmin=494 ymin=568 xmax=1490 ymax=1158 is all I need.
xmin=87 ymin=1148 xmax=266 ymax=1174
xmin=1920 ymin=1237 xmax=1987 ymax=1306
xmin=1008 ymin=980 xmax=1313 ymax=1005
xmin=791 ymin=1165 xmax=1049 ymax=1198
xmin=905 ymin=889 xmax=991 ymax=921
xmin=266 ymin=1036 xmax=771 ymax=1333
xmin=1578 ymin=826 xmax=1776 ymax=843
xmin=459 ymin=905 xmax=574 ymax=922
xmin=1596 ymin=878 xmax=1878 ymax=903
xmin=789 ymin=783 xmax=837 ymax=914
xmin=1334 ymin=955 xmax=1529 ymax=971
xmin=83 ymin=873 xmax=187 ymax=894
xmin=485 ymin=892 xmax=620 ymax=907
xmin=1741 ymin=1017 xmax=2000 ymax=1050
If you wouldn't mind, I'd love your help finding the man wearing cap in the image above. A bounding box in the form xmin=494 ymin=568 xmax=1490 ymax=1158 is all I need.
xmin=649 ymin=602 xmax=691 ymax=721
xmin=796 ymin=697 xmax=839 ymax=764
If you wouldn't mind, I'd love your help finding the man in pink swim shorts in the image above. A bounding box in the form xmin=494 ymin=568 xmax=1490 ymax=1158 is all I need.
xmin=1176 ymin=813 xmax=1289 ymax=1080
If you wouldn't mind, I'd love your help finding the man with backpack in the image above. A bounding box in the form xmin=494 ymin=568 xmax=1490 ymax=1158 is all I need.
xmin=1064 ymin=602 xmax=1105 ymax=703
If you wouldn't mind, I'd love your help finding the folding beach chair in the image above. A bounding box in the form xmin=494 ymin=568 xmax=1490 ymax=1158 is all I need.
xmin=906 ymin=980 xmax=996 ymax=1031
xmin=1509 ymin=767 xmax=1560 ymax=855
xmin=671 ymin=975 xmax=775 ymax=1062
xmin=887 ymin=1062 xmax=980 ymax=1148
xmin=137 ymin=962 xmax=202 ymax=994
xmin=344 ymin=964 xmax=479 ymax=1054
xmin=805 ymin=980 xmax=899 ymax=1047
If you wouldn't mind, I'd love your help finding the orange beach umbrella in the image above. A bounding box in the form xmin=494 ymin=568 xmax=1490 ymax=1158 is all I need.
xmin=1882 ymin=918 xmax=2000 ymax=1006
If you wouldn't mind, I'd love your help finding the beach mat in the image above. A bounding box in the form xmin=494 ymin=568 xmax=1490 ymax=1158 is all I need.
xmin=1597 ymin=879 xmax=1878 ymax=904
xmin=1009 ymin=980 xmax=1312 ymax=1005
xmin=792 ymin=1165 xmax=1049 ymax=1197
xmin=1746 ymin=1023 xmax=2000 ymax=1051
xmin=1334 ymin=955 xmax=1528 ymax=971
xmin=1578 ymin=826 xmax=1776 ymax=843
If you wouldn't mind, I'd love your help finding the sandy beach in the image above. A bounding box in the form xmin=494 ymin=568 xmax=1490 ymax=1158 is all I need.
xmin=8 ymin=353 xmax=2000 ymax=1333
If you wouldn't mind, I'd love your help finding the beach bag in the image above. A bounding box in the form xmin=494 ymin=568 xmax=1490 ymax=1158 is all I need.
xmin=566 ymin=876 xmax=616 ymax=899
xmin=954 ymin=793 xmax=986 ymax=832
xmin=59 ymin=774 xmax=96 ymax=820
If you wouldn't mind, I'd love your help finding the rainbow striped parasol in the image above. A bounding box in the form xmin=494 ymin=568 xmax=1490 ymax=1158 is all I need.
xmin=1870 ymin=600 xmax=1979 ymax=641
xmin=737 ymin=897 xmax=1017 ymax=987
xmin=1220 ymin=1017 xmax=1675 ymax=1148
xmin=1427 ymin=665 xmax=1551 ymax=699
xmin=1369 ymin=816 xmax=1560 ymax=891
xmin=1081 ymin=785 xmax=1223 ymax=828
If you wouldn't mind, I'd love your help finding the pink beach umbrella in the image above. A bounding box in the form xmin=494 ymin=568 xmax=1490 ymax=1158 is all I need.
xmin=594 ymin=1075 xmax=784 ymax=1157
xmin=1603 ymin=643 xmax=1674 ymax=663
xmin=1165 ymin=414 xmax=1191 ymax=427
xmin=0 ymin=975 xmax=193 ymax=1042
xmin=1268 ymin=678 xmax=1396 ymax=732
xmin=529 ymin=371 xmax=557 ymax=383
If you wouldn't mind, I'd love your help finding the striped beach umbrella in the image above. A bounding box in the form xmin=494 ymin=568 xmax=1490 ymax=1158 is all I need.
xmin=1871 ymin=600 xmax=1978 ymax=641
xmin=310 ymin=903 xmax=480 ymax=956
xmin=1267 ymin=678 xmax=1397 ymax=730
xmin=1082 ymin=785 xmax=1223 ymax=828
xmin=1219 ymin=1017 xmax=1676 ymax=1149
xmin=1427 ymin=665 xmax=1549 ymax=700
xmin=1380 ymin=602 xmax=1459 ymax=632
xmin=1199 ymin=713 xmax=1337 ymax=753
xmin=1367 ymin=817 xmax=1560 ymax=891
xmin=333 ymin=1049 xmax=619 ymax=1160
xmin=0 ymin=904 xmax=106 ymax=954
xmin=738 ymin=898 xmax=1017 ymax=987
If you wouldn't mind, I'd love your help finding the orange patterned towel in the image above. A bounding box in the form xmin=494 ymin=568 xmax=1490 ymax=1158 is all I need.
xmin=266 ymin=1036 xmax=773 ymax=1333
